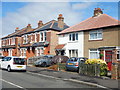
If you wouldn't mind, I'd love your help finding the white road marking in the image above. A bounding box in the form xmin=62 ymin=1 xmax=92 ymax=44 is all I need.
xmin=0 ymin=79 xmax=24 ymax=89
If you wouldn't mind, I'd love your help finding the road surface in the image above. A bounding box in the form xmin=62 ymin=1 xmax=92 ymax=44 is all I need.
xmin=0 ymin=70 xmax=96 ymax=89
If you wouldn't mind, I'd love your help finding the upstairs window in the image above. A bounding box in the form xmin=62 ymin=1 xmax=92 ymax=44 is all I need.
xmin=11 ymin=37 xmax=15 ymax=45
xmin=44 ymin=32 xmax=47 ymax=41
xmin=23 ymin=35 xmax=28 ymax=44
xmin=117 ymin=50 xmax=120 ymax=61
xmin=69 ymin=33 xmax=78 ymax=41
xmin=40 ymin=32 xmax=43 ymax=41
xmin=40 ymin=32 xmax=46 ymax=42
xmin=89 ymin=30 xmax=103 ymax=40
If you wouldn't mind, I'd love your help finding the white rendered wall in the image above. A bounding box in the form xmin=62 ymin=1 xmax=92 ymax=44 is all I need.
xmin=58 ymin=31 xmax=84 ymax=57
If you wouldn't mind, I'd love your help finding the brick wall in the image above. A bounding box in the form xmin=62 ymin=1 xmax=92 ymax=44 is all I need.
xmin=84 ymin=27 xmax=119 ymax=58
xmin=49 ymin=30 xmax=59 ymax=55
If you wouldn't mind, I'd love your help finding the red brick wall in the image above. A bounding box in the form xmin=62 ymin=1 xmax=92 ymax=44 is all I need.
xmin=3 ymin=50 xmax=8 ymax=56
xmin=36 ymin=34 xmax=40 ymax=42
xmin=44 ymin=32 xmax=51 ymax=55
xmin=26 ymin=47 xmax=35 ymax=59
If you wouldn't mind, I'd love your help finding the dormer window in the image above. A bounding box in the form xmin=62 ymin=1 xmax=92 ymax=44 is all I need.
xmin=89 ymin=29 xmax=103 ymax=40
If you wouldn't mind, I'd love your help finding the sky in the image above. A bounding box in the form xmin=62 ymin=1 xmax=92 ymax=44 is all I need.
xmin=0 ymin=0 xmax=119 ymax=38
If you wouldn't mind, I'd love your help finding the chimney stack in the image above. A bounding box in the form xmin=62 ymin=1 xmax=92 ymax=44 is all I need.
xmin=15 ymin=27 xmax=19 ymax=32
xmin=27 ymin=24 xmax=31 ymax=28
xmin=93 ymin=8 xmax=103 ymax=17
xmin=26 ymin=24 xmax=32 ymax=31
xmin=57 ymin=14 xmax=64 ymax=29
xmin=38 ymin=20 xmax=43 ymax=28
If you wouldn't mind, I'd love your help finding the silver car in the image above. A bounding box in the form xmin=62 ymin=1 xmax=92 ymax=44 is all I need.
xmin=34 ymin=55 xmax=54 ymax=67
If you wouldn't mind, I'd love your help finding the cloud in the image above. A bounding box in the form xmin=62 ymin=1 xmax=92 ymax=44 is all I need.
xmin=2 ymin=0 xmax=120 ymax=2
xmin=72 ymin=2 xmax=95 ymax=10
xmin=2 ymin=2 xmax=95 ymax=36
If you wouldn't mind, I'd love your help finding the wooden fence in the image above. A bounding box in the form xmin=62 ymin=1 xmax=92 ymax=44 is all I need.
xmin=79 ymin=63 xmax=100 ymax=77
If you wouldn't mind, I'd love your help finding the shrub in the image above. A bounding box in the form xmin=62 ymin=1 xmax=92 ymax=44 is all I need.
xmin=85 ymin=59 xmax=107 ymax=76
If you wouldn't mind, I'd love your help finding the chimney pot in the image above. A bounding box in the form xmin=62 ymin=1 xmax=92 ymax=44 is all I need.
xmin=16 ymin=27 xmax=19 ymax=30
xmin=28 ymin=24 xmax=31 ymax=26
xmin=15 ymin=27 xmax=19 ymax=32
xmin=59 ymin=14 xmax=63 ymax=17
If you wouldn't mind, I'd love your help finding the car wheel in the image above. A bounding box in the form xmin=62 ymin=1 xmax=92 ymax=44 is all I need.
xmin=66 ymin=68 xmax=69 ymax=71
xmin=7 ymin=66 xmax=11 ymax=72
xmin=42 ymin=62 xmax=47 ymax=67
xmin=23 ymin=70 xmax=26 ymax=72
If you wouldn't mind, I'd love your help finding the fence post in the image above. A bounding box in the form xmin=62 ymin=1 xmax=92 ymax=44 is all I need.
xmin=95 ymin=64 xmax=97 ymax=76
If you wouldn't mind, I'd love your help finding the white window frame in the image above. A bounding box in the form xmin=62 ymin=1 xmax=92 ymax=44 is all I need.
xmin=30 ymin=33 xmax=33 ymax=43
xmin=89 ymin=29 xmax=103 ymax=40
xmin=89 ymin=49 xmax=100 ymax=59
xmin=8 ymin=49 xmax=12 ymax=56
xmin=69 ymin=49 xmax=78 ymax=57
xmin=23 ymin=35 xmax=29 ymax=44
xmin=11 ymin=37 xmax=15 ymax=45
xmin=35 ymin=32 xmax=37 ymax=42
xmin=36 ymin=47 xmax=44 ymax=56
xmin=69 ymin=33 xmax=78 ymax=42
xmin=39 ymin=31 xmax=46 ymax=42
xmin=117 ymin=50 xmax=120 ymax=61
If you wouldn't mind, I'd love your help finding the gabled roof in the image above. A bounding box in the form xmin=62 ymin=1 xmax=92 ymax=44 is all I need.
xmin=2 ymin=27 xmax=33 ymax=39
xmin=2 ymin=19 xmax=69 ymax=39
xmin=58 ymin=14 xmax=120 ymax=34
xmin=35 ymin=20 xmax=69 ymax=32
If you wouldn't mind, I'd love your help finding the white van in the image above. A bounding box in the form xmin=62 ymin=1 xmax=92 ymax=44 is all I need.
xmin=1 ymin=56 xmax=26 ymax=72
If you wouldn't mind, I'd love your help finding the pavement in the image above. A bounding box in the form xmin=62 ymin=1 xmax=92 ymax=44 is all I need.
xmin=27 ymin=65 xmax=119 ymax=90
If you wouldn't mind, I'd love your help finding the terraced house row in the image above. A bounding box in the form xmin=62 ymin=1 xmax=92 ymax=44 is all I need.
xmin=1 ymin=14 xmax=69 ymax=59
xmin=1 ymin=8 xmax=120 ymax=71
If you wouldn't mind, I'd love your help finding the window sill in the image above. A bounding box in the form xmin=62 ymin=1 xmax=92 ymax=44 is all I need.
xmin=89 ymin=39 xmax=103 ymax=42
xmin=68 ymin=41 xmax=78 ymax=43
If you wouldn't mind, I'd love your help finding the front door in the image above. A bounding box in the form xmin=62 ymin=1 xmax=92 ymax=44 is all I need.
xmin=105 ymin=50 xmax=112 ymax=71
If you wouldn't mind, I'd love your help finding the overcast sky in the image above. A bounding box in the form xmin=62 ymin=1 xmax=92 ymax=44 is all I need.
xmin=0 ymin=0 xmax=119 ymax=37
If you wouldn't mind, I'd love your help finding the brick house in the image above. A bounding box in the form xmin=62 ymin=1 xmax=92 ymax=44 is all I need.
xmin=1 ymin=14 xmax=69 ymax=59
xmin=57 ymin=8 xmax=120 ymax=77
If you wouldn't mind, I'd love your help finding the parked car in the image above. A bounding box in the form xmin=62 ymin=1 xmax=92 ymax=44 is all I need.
xmin=51 ymin=55 xmax=69 ymax=64
xmin=34 ymin=55 xmax=54 ymax=67
xmin=66 ymin=57 xmax=88 ymax=72
xmin=1 ymin=56 xmax=26 ymax=72
xmin=0 ymin=56 xmax=5 ymax=67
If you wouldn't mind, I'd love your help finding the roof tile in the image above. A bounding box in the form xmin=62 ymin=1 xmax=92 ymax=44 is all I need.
xmin=58 ymin=14 xmax=120 ymax=34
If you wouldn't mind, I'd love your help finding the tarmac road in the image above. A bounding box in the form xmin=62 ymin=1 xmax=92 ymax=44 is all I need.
xmin=1 ymin=70 xmax=95 ymax=89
